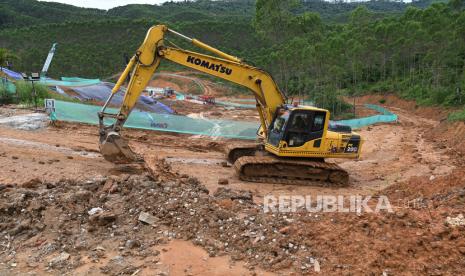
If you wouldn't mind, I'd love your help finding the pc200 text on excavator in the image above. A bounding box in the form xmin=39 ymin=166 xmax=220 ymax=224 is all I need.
xmin=98 ymin=25 xmax=363 ymax=186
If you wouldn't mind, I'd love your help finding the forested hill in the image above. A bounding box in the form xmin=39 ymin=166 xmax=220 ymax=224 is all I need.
xmin=0 ymin=0 xmax=445 ymax=29
xmin=1 ymin=0 xmax=464 ymax=117
xmin=1 ymin=0 xmax=444 ymax=79
xmin=0 ymin=0 xmax=105 ymax=28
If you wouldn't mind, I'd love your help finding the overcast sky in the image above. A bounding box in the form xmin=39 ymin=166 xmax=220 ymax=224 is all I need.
xmin=38 ymin=0 xmax=414 ymax=10
xmin=38 ymin=0 xmax=176 ymax=10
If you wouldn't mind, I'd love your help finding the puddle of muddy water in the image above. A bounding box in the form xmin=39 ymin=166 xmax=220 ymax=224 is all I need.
xmin=165 ymin=156 xmax=225 ymax=165
xmin=157 ymin=240 xmax=274 ymax=276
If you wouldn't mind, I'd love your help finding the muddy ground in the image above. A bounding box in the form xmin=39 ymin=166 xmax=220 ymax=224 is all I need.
xmin=0 ymin=89 xmax=464 ymax=275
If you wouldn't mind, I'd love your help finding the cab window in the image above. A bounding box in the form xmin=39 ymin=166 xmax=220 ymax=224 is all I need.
xmin=271 ymin=115 xmax=287 ymax=133
xmin=268 ymin=111 xmax=289 ymax=147
xmin=285 ymin=110 xmax=326 ymax=148
xmin=312 ymin=113 xmax=325 ymax=131
xmin=289 ymin=113 xmax=311 ymax=132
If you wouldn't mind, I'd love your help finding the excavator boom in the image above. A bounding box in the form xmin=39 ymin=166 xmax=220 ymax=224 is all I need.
xmin=99 ymin=25 xmax=285 ymax=162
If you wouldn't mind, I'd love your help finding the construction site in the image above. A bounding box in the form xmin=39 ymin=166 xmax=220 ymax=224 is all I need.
xmin=1 ymin=66 xmax=465 ymax=275
xmin=1 ymin=0 xmax=465 ymax=275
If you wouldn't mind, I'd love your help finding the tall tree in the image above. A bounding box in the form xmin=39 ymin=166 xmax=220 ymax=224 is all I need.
xmin=0 ymin=48 xmax=18 ymax=68
xmin=254 ymin=0 xmax=300 ymax=44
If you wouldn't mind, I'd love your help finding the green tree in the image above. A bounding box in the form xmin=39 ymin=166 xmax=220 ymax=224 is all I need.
xmin=448 ymin=0 xmax=464 ymax=11
xmin=0 ymin=48 xmax=18 ymax=67
xmin=254 ymin=0 xmax=300 ymax=44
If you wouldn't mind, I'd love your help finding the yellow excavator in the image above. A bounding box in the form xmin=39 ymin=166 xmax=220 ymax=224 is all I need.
xmin=98 ymin=25 xmax=363 ymax=186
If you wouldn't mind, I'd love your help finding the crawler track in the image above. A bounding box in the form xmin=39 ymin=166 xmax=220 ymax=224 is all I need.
xmin=234 ymin=155 xmax=349 ymax=186
xmin=225 ymin=143 xmax=260 ymax=163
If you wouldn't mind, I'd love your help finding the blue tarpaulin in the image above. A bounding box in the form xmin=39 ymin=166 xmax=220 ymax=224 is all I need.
xmin=0 ymin=67 xmax=23 ymax=80
xmin=68 ymin=82 xmax=174 ymax=114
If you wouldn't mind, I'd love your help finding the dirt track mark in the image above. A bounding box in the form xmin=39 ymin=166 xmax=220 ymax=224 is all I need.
xmin=0 ymin=136 xmax=100 ymax=158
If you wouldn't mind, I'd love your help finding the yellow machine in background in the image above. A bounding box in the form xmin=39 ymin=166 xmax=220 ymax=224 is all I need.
xmin=98 ymin=25 xmax=363 ymax=186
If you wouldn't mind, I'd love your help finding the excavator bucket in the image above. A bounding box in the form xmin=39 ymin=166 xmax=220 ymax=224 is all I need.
xmin=99 ymin=131 xmax=137 ymax=163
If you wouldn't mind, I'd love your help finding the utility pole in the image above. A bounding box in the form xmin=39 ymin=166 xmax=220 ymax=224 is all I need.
xmin=21 ymin=72 xmax=40 ymax=110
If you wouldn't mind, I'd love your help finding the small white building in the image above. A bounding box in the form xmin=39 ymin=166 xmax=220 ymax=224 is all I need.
xmin=145 ymin=86 xmax=165 ymax=97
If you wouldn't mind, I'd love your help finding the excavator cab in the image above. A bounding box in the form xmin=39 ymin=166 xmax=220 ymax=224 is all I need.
xmin=267 ymin=107 xmax=327 ymax=149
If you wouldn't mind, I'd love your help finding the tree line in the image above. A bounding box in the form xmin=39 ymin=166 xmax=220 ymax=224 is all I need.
xmin=1 ymin=0 xmax=464 ymax=117
xmin=255 ymin=0 xmax=465 ymax=112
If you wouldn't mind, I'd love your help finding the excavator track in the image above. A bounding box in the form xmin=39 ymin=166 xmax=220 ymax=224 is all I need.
xmin=234 ymin=155 xmax=349 ymax=186
xmin=225 ymin=143 xmax=261 ymax=163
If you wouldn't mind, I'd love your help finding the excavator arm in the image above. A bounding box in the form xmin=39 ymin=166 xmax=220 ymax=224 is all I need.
xmin=99 ymin=25 xmax=286 ymax=162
